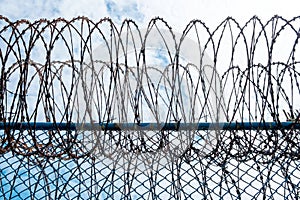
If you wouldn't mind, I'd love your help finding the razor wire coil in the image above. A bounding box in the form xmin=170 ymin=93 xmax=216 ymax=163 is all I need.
xmin=0 ymin=15 xmax=300 ymax=199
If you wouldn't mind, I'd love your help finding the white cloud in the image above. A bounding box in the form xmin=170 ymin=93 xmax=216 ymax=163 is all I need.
xmin=0 ymin=0 xmax=61 ymax=21
xmin=0 ymin=0 xmax=108 ymax=22
xmin=0 ymin=0 xmax=299 ymax=29
xmin=58 ymin=0 xmax=108 ymax=21
xmin=138 ymin=0 xmax=300 ymax=31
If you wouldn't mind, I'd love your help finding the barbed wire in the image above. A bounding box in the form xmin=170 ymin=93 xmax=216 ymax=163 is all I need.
xmin=1 ymin=15 xmax=300 ymax=199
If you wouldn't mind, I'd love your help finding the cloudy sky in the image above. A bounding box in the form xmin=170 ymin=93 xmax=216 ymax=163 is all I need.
xmin=0 ymin=0 xmax=299 ymax=31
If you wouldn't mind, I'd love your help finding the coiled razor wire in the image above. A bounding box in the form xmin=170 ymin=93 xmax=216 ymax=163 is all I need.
xmin=0 ymin=15 xmax=300 ymax=199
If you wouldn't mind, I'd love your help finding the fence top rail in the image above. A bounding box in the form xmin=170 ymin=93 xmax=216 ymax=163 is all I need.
xmin=0 ymin=121 xmax=299 ymax=131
